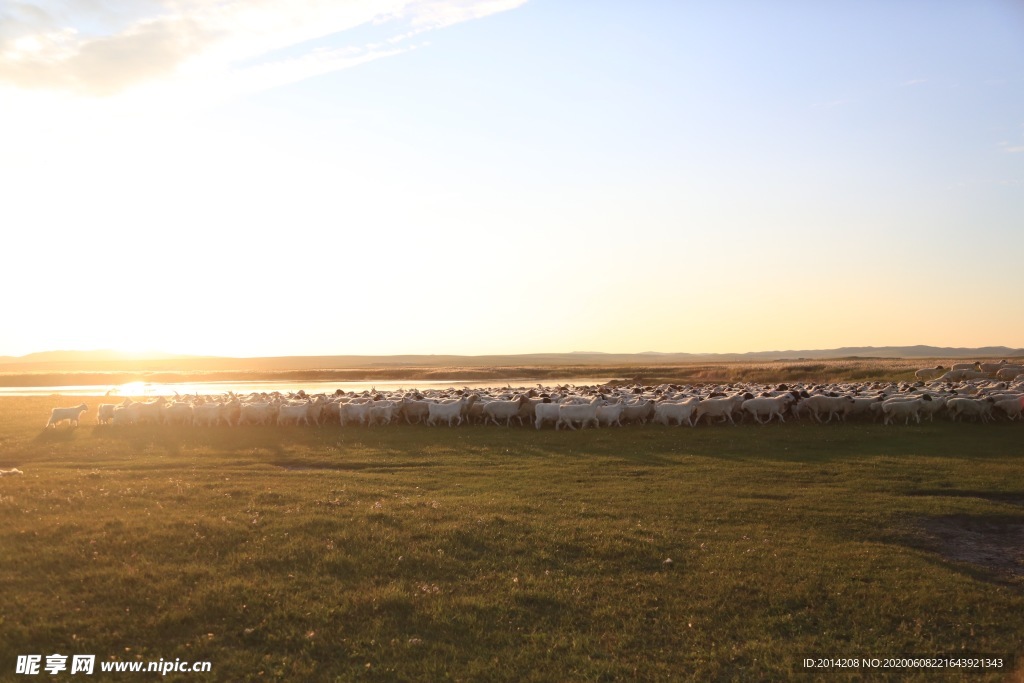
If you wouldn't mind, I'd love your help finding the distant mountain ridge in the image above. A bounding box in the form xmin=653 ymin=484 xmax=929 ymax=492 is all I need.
xmin=673 ymin=345 xmax=1024 ymax=361
xmin=0 ymin=346 xmax=1022 ymax=373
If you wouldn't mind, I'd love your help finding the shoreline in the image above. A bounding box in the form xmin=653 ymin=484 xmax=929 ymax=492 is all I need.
xmin=0 ymin=367 xmax=623 ymax=388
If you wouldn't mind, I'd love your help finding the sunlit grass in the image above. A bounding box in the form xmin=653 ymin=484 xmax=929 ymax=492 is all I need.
xmin=1 ymin=397 xmax=1022 ymax=681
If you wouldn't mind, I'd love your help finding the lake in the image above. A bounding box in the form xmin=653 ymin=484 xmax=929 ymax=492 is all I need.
xmin=0 ymin=378 xmax=616 ymax=397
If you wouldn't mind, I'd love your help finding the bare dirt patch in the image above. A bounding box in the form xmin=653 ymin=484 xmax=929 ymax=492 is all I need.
xmin=917 ymin=515 xmax=1024 ymax=585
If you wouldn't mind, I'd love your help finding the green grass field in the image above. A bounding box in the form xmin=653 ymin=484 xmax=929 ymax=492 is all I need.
xmin=1 ymin=396 xmax=1022 ymax=681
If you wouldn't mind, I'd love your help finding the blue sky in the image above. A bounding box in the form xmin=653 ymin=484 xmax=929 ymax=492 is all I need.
xmin=1 ymin=0 xmax=1022 ymax=357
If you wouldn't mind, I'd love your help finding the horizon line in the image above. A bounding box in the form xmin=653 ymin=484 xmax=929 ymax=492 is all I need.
xmin=4 ymin=344 xmax=1024 ymax=362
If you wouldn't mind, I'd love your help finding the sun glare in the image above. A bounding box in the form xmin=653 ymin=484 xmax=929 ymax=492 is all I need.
xmin=110 ymin=381 xmax=147 ymax=396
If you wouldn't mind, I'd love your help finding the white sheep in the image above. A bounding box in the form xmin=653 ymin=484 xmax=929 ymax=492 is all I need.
xmin=958 ymin=370 xmax=989 ymax=381
xmin=556 ymin=396 xmax=603 ymax=430
xmin=238 ymin=402 xmax=278 ymax=426
xmin=936 ymin=369 xmax=969 ymax=382
xmin=914 ymin=365 xmax=945 ymax=381
xmin=946 ymin=397 xmax=995 ymax=423
xmin=596 ymin=400 xmax=626 ymax=427
xmin=340 ymin=401 xmax=373 ymax=427
xmin=847 ymin=396 xmax=883 ymax=419
xmin=799 ymin=394 xmax=855 ymax=423
xmin=277 ymin=402 xmax=312 ymax=426
xmin=163 ymin=402 xmax=194 ymax=426
xmin=426 ymin=395 xmax=475 ymax=427
xmin=96 ymin=403 xmax=118 ymax=425
xmin=534 ymin=402 xmax=561 ymax=429
xmin=221 ymin=399 xmax=242 ymax=427
xmin=993 ymin=396 xmax=1023 ymax=421
xmin=134 ymin=397 xmax=168 ymax=425
xmin=620 ymin=399 xmax=656 ymax=424
xmin=918 ymin=395 xmax=947 ymax=421
xmin=193 ymin=402 xmax=225 ymax=427
xmin=881 ymin=395 xmax=932 ymax=425
xmin=979 ymin=360 xmax=1010 ymax=375
xmin=306 ymin=396 xmax=327 ymax=426
xmin=653 ymin=398 xmax=699 ymax=427
xmin=741 ymin=394 xmax=795 ymax=424
xmin=482 ymin=396 xmax=528 ymax=427
xmin=517 ymin=397 xmax=546 ymax=425
xmin=110 ymin=405 xmax=136 ymax=426
xmin=399 ymin=396 xmax=431 ymax=424
xmin=367 ymin=402 xmax=397 ymax=427
xmin=694 ymin=394 xmax=748 ymax=426
xmin=995 ymin=366 xmax=1024 ymax=381
xmin=46 ymin=403 xmax=88 ymax=428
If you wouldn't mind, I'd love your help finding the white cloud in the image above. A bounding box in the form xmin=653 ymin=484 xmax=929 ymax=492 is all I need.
xmin=0 ymin=0 xmax=527 ymax=98
xmin=405 ymin=0 xmax=531 ymax=28
xmin=998 ymin=126 xmax=1024 ymax=154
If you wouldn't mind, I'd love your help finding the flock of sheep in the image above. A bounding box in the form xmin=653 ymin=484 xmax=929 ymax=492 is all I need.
xmin=43 ymin=360 xmax=1024 ymax=430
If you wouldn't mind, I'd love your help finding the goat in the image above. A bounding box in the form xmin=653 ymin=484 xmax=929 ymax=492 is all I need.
xmin=46 ymin=403 xmax=88 ymax=428
xmin=483 ymin=395 xmax=529 ymax=427
xmin=556 ymin=396 xmax=603 ymax=430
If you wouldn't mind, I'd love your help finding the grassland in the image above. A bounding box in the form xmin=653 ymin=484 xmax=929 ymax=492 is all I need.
xmin=0 ymin=356 xmax=996 ymax=388
xmin=1 ymin=396 xmax=1023 ymax=681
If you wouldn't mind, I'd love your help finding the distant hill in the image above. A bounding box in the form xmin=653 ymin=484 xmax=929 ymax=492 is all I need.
xmin=0 ymin=346 xmax=1022 ymax=374
xmin=685 ymin=345 xmax=1024 ymax=361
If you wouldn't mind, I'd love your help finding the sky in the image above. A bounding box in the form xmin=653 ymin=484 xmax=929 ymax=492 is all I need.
xmin=1 ymin=0 xmax=1023 ymax=358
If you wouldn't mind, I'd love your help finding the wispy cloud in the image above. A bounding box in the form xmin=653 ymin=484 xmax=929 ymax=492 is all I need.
xmin=998 ymin=125 xmax=1024 ymax=154
xmin=0 ymin=0 xmax=527 ymax=97
xmin=900 ymin=78 xmax=927 ymax=87
xmin=811 ymin=99 xmax=851 ymax=109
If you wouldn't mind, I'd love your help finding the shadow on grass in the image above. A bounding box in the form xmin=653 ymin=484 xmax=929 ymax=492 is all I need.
xmin=272 ymin=459 xmax=440 ymax=472
xmin=79 ymin=420 xmax=1024 ymax=468
xmin=32 ymin=428 xmax=81 ymax=443
xmin=91 ymin=424 xmax=290 ymax=459
xmin=656 ymin=420 xmax=1024 ymax=463
xmin=889 ymin=512 xmax=1024 ymax=590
